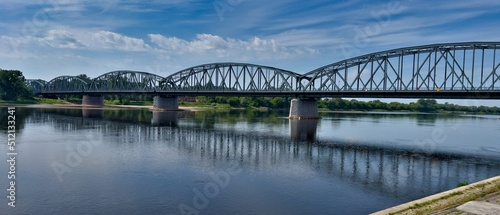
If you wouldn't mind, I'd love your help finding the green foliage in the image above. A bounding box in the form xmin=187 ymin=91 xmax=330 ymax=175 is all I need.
xmin=416 ymin=99 xmax=437 ymax=112
xmin=104 ymin=100 xmax=121 ymax=105
xmin=189 ymin=96 xmax=290 ymax=109
xmin=179 ymin=97 xmax=500 ymax=114
xmin=317 ymin=98 xmax=499 ymax=114
xmin=270 ymin=97 xmax=286 ymax=108
xmin=36 ymin=98 xmax=67 ymax=104
xmin=457 ymin=181 xmax=469 ymax=187
xmin=0 ymin=99 xmax=36 ymax=104
xmin=196 ymin=96 xmax=208 ymax=103
xmin=226 ymin=97 xmax=241 ymax=107
xmin=0 ymin=69 xmax=33 ymax=101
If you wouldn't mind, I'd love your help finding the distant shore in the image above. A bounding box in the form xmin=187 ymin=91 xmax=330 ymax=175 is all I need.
xmin=1 ymin=103 xmax=500 ymax=116
xmin=0 ymin=103 xmax=207 ymax=112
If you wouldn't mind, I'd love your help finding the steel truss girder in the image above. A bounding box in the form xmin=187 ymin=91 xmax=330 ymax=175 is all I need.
xmin=43 ymin=76 xmax=89 ymax=93
xmin=159 ymin=62 xmax=304 ymax=92
xmin=27 ymin=42 xmax=500 ymax=99
xmin=304 ymin=42 xmax=500 ymax=93
xmin=25 ymin=79 xmax=47 ymax=94
xmin=88 ymin=70 xmax=164 ymax=92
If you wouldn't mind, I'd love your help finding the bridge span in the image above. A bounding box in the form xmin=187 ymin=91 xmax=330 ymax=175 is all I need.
xmin=26 ymin=42 xmax=500 ymax=118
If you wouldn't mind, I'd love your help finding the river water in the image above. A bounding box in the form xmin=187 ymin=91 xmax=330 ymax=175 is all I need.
xmin=0 ymin=107 xmax=499 ymax=215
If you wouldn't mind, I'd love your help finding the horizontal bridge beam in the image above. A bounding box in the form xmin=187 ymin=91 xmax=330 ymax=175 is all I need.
xmin=39 ymin=90 xmax=500 ymax=99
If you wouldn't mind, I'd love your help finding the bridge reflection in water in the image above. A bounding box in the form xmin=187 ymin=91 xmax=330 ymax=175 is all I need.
xmin=290 ymin=119 xmax=318 ymax=141
xmin=81 ymin=108 xmax=181 ymax=126
xmin=151 ymin=111 xmax=179 ymax=126
xmin=27 ymin=108 xmax=500 ymax=200
xmin=82 ymin=108 xmax=104 ymax=118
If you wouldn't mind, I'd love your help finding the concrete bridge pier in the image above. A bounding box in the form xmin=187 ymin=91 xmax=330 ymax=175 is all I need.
xmin=289 ymin=98 xmax=319 ymax=119
xmin=82 ymin=95 xmax=104 ymax=107
xmin=153 ymin=96 xmax=180 ymax=111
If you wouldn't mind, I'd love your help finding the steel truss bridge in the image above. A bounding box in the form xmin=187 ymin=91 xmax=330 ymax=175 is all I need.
xmin=26 ymin=42 xmax=500 ymax=99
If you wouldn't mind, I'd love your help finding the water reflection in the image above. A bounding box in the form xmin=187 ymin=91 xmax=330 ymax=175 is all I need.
xmin=290 ymin=119 xmax=318 ymax=141
xmin=151 ymin=111 xmax=178 ymax=126
xmin=23 ymin=108 xmax=500 ymax=199
xmin=320 ymin=112 xmax=444 ymax=126
xmin=82 ymin=108 xmax=104 ymax=118
xmin=3 ymin=107 xmax=500 ymax=214
xmin=0 ymin=107 xmax=32 ymax=131
xmin=415 ymin=114 xmax=438 ymax=126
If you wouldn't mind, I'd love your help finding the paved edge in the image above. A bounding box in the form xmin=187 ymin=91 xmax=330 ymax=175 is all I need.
xmin=370 ymin=175 xmax=500 ymax=215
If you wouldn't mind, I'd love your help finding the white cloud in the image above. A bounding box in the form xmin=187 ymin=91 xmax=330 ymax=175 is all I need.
xmin=4 ymin=29 xmax=151 ymax=52
xmin=36 ymin=29 xmax=84 ymax=49
xmin=2 ymin=29 xmax=316 ymax=59
xmin=90 ymin=31 xmax=150 ymax=51
xmin=0 ymin=29 xmax=320 ymax=79
xmin=148 ymin=33 xmax=317 ymax=60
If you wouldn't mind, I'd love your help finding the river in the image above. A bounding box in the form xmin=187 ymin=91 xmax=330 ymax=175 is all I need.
xmin=0 ymin=107 xmax=499 ymax=214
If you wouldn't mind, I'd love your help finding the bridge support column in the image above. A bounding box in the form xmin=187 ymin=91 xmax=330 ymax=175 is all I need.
xmin=153 ymin=96 xmax=179 ymax=111
xmin=82 ymin=95 xmax=104 ymax=107
xmin=289 ymin=98 xmax=319 ymax=119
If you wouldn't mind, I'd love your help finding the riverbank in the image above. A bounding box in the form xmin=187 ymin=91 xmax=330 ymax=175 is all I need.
xmin=2 ymin=103 xmax=500 ymax=117
xmin=2 ymin=101 xmax=500 ymax=117
xmin=371 ymin=175 xmax=500 ymax=215
xmin=0 ymin=103 xmax=234 ymax=112
xmin=3 ymin=97 xmax=500 ymax=115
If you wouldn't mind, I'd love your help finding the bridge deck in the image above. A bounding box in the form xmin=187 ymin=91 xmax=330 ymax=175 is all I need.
xmin=39 ymin=90 xmax=500 ymax=99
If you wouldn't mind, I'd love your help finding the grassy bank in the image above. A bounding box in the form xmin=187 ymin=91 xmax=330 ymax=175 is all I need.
xmin=0 ymin=99 xmax=37 ymax=104
xmin=104 ymin=100 xmax=153 ymax=106
xmin=180 ymin=101 xmax=240 ymax=109
xmin=5 ymin=97 xmax=500 ymax=115
xmin=35 ymin=98 xmax=69 ymax=104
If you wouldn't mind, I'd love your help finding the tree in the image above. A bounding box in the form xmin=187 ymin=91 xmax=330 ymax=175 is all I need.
xmin=270 ymin=97 xmax=285 ymax=108
xmin=416 ymin=99 xmax=437 ymax=112
xmin=0 ymin=69 xmax=32 ymax=100
xmin=227 ymin=97 xmax=240 ymax=107
xmin=77 ymin=74 xmax=90 ymax=80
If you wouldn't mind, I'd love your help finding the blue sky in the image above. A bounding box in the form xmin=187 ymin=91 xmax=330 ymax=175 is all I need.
xmin=1 ymin=0 xmax=500 ymax=106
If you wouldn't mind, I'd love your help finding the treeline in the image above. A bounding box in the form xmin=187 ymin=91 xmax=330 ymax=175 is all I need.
xmin=190 ymin=97 xmax=500 ymax=114
xmin=103 ymin=95 xmax=154 ymax=105
xmin=50 ymin=94 xmax=156 ymax=106
xmin=0 ymin=69 xmax=33 ymax=101
xmin=318 ymin=98 xmax=500 ymax=114
xmin=194 ymin=96 xmax=290 ymax=109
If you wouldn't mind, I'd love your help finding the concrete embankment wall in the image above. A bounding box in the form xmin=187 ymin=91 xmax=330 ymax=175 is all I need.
xmin=371 ymin=175 xmax=500 ymax=215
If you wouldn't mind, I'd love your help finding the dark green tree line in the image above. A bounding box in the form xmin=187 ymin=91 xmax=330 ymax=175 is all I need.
xmin=0 ymin=69 xmax=33 ymax=101
xmin=318 ymin=98 xmax=500 ymax=114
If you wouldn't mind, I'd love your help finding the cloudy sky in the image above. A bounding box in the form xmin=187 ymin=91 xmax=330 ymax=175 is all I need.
xmin=1 ymin=0 xmax=500 ymax=106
